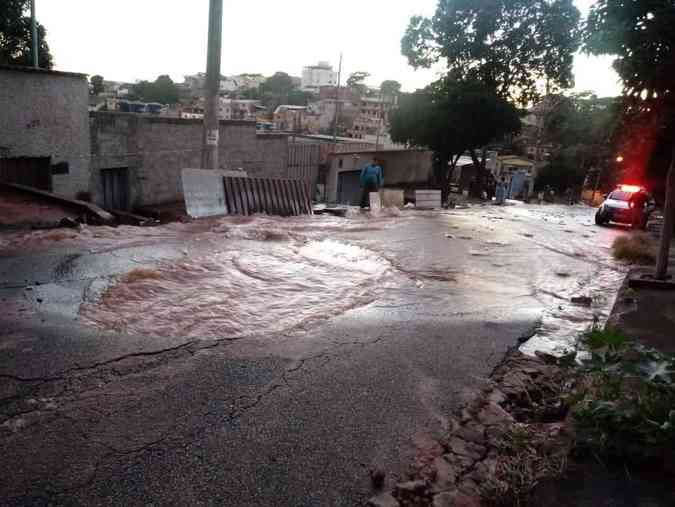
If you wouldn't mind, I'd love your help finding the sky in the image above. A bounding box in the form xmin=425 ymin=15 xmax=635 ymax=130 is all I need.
xmin=38 ymin=0 xmax=621 ymax=97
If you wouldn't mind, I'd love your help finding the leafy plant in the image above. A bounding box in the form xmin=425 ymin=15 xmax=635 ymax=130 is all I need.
xmin=572 ymin=336 xmax=675 ymax=462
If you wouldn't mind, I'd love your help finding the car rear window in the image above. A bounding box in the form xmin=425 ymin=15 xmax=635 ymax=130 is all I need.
xmin=608 ymin=191 xmax=631 ymax=201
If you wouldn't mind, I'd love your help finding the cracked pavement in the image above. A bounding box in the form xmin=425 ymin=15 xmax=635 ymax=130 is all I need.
xmin=0 ymin=204 xmax=627 ymax=505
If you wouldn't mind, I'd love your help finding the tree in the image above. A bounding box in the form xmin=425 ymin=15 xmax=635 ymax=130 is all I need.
xmin=584 ymin=0 xmax=675 ymax=279
xmin=380 ymin=80 xmax=402 ymax=100
xmin=131 ymin=75 xmax=179 ymax=104
xmin=90 ymin=75 xmax=104 ymax=95
xmin=287 ymin=89 xmax=312 ymax=106
xmin=390 ymin=76 xmax=521 ymax=200
xmin=261 ymin=72 xmax=294 ymax=97
xmin=261 ymin=72 xmax=295 ymax=112
xmin=1 ymin=0 xmax=53 ymax=68
xmin=401 ymin=0 xmax=581 ymax=105
xmin=532 ymin=93 xmax=620 ymax=193
xmin=347 ymin=71 xmax=370 ymax=95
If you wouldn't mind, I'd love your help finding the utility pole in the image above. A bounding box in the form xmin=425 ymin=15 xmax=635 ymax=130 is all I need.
xmin=655 ymin=146 xmax=675 ymax=279
xmin=31 ymin=0 xmax=38 ymax=68
xmin=332 ymin=53 xmax=343 ymax=147
xmin=201 ymin=0 xmax=223 ymax=170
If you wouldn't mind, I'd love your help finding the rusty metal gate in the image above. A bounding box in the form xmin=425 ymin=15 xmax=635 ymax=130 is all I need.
xmin=0 ymin=157 xmax=52 ymax=190
xmin=223 ymin=176 xmax=312 ymax=216
xmin=101 ymin=167 xmax=130 ymax=211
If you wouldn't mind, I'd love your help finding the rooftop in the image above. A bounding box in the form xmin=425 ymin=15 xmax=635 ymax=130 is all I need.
xmin=0 ymin=64 xmax=87 ymax=79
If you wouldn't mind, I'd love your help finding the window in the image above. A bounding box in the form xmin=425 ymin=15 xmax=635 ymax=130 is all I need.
xmin=338 ymin=158 xmax=343 ymax=168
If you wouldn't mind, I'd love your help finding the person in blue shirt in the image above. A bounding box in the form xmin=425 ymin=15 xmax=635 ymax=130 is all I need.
xmin=360 ymin=158 xmax=384 ymax=208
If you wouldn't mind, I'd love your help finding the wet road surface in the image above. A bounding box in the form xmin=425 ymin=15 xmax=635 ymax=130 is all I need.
xmin=0 ymin=203 xmax=627 ymax=505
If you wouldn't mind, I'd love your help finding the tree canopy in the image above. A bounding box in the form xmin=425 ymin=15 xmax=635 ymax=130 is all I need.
xmin=390 ymin=76 xmax=521 ymax=197
xmin=401 ymin=0 xmax=581 ymax=105
xmin=132 ymin=75 xmax=179 ymax=104
xmin=347 ymin=71 xmax=370 ymax=95
xmin=261 ymin=72 xmax=294 ymax=97
xmin=1 ymin=0 xmax=53 ymax=68
xmin=380 ymin=80 xmax=402 ymax=98
xmin=90 ymin=75 xmax=104 ymax=95
xmin=584 ymin=0 xmax=675 ymax=200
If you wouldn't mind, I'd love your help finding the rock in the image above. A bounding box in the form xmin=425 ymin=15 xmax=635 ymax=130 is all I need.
xmin=368 ymin=492 xmax=400 ymax=507
xmin=486 ymin=389 xmax=506 ymax=405
xmin=447 ymin=437 xmax=485 ymax=461
xmin=59 ymin=217 xmax=80 ymax=228
xmin=455 ymin=424 xmax=486 ymax=445
xmin=395 ymin=480 xmax=428 ymax=495
xmin=571 ymin=295 xmax=592 ymax=305
xmin=443 ymin=453 xmax=474 ymax=471
xmin=432 ymin=456 xmax=458 ymax=491
xmin=476 ymin=402 xmax=514 ymax=426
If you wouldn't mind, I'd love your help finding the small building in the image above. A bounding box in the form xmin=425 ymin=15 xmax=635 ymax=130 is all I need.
xmin=274 ymin=105 xmax=310 ymax=132
xmin=326 ymin=149 xmax=433 ymax=205
xmin=0 ymin=65 xmax=91 ymax=199
xmin=494 ymin=155 xmax=540 ymax=197
xmin=301 ymin=61 xmax=337 ymax=92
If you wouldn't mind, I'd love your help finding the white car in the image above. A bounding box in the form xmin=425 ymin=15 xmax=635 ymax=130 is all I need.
xmin=595 ymin=185 xmax=653 ymax=229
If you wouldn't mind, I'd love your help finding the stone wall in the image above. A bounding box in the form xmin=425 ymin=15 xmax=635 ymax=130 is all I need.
xmin=90 ymin=112 xmax=289 ymax=207
xmin=0 ymin=66 xmax=90 ymax=198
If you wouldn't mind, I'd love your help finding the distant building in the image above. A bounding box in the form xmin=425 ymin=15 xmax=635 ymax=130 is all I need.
xmin=218 ymin=98 xmax=263 ymax=121
xmin=273 ymin=105 xmax=310 ymax=131
xmin=301 ymin=61 xmax=337 ymax=92
xmin=348 ymin=96 xmax=395 ymax=140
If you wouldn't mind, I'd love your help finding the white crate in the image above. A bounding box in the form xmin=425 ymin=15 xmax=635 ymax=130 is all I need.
xmin=415 ymin=190 xmax=441 ymax=209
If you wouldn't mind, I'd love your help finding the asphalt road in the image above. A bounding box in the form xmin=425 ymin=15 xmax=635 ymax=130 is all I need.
xmin=0 ymin=203 xmax=626 ymax=506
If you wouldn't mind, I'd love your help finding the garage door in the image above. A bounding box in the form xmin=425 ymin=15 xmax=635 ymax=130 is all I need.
xmin=0 ymin=157 xmax=52 ymax=190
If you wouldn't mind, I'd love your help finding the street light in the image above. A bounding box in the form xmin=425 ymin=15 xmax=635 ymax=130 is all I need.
xmin=616 ymin=155 xmax=624 ymax=163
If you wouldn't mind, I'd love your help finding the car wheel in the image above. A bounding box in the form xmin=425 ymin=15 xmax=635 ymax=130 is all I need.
xmin=595 ymin=213 xmax=606 ymax=226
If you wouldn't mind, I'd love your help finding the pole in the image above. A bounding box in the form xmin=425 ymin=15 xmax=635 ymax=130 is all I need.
xmin=655 ymin=145 xmax=675 ymax=279
xmin=31 ymin=0 xmax=38 ymax=68
xmin=332 ymin=53 xmax=343 ymax=147
xmin=201 ymin=0 xmax=223 ymax=170
xmin=375 ymin=88 xmax=384 ymax=150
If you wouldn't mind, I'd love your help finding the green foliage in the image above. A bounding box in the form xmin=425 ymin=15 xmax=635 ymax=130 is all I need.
xmin=534 ymin=94 xmax=621 ymax=193
xmin=132 ymin=75 xmax=179 ymax=104
xmin=380 ymin=80 xmax=401 ymax=98
xmin=584 ymin=0 xmax=675 ymax=202
xmin=0 ymin=0 xmax=53 ymax=68
xmin=391 ymin=76 xmax=520 ymax=197
xmin=346 ymin=71 xmax=370 ymax=95
xmin=584 ymin=328 xmax=629 ymax=351
xmin=261 ymin=72 xmax=294 ymax=97
xmin=287 ymin=89 xmax=312 ymax=106
xmin=401 ymin=0 xmax=581 ymax=105
xmin=572 ymin=336 xmax=675 ymax=461
xmin=90 ymin=75 xmax=104 ymax=95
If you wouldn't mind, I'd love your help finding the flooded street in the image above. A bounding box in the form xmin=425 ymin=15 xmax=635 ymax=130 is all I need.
xmin=0 ymin=202 xmax=629 ymax=506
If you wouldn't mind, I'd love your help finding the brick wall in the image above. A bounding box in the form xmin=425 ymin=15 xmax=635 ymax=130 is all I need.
xmin=90 ymin=112 xmax=289 ymax=207
xmin=0 ymin=66 xmax=90 ymax=198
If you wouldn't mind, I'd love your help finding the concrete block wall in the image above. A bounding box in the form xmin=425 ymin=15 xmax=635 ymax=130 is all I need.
xmin=0 ymin=66 xmax=90 ymax=199
xmin=326 ymin=149 xmax=433 ymax=203
xmin=90 ymin=113 xmax=290 ymax=207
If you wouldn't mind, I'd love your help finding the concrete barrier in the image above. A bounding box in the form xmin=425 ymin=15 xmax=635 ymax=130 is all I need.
xmin=181 ymin=168 xmax=228 ymax=218
xmin=415 ymin=190 xmax=442 ymax=209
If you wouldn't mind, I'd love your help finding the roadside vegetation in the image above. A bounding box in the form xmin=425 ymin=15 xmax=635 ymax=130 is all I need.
xmin=572 ymin=328 xmax=675 ymax=462
xmin=611 ymin=233 xmax=657 ymax=265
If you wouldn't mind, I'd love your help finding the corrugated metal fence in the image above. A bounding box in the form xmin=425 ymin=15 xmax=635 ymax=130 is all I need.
xmin=223 ymin=176 xmax=313 ymax=216
xmin=288 ymin=142 xmax=321 ymax=184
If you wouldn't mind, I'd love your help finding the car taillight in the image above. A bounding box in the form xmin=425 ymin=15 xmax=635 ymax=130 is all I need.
xmin=629 ymin=201 xmax=635 ymax=208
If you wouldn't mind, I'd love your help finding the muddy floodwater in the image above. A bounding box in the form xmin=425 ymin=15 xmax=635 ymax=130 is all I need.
xmin=0 ymin=204 xmax=627 ymax=355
